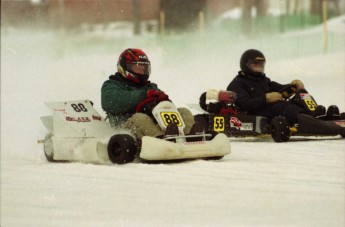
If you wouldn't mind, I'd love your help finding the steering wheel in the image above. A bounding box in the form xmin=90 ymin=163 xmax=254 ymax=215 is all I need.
xmin=135 ymin=96 xmax=169 ymax=116
xmin=279 ymin=84 xmax=297 ymax=100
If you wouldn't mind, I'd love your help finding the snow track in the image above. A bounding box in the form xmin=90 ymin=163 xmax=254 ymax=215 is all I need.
xmin=1 ymin=139 xmax=344 ymax=226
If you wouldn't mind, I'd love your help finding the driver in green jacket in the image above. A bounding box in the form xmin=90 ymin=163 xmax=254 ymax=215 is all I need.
xmin=101 ymin=48 xmax=198 ymax=139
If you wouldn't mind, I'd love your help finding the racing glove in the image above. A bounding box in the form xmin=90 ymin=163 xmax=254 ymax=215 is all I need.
xmin=147 ymin=89 xmax=169 ymax=101
xmin=266 ymin=92 xmax=283 ymax=103
xmin=291 ymin=79 xmax=304 ymax=91
xmin=206 ymin=89 xmax=237 ymax=104
xmin=218 ymin=91 xmax=237 ymax=103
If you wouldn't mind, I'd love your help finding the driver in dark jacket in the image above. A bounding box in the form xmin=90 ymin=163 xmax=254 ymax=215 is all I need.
xmin=227 ymin=49 xmax=311 ymax=125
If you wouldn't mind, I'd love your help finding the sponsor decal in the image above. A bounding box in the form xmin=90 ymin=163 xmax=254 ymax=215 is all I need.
xmin=54 ymin=108 xmax=66 ymax=112
xmin=66 ymin=116 xmax=91 ymax=123
xmin=184 ymin=141 xmax=206 ymax=145
xmin=54 ymin=108 xmax=67 ymax=114
xmin=92 ymin=115 xmax=102 ymax=121
xmin=299 ymin=93 xmax=312 ymax=100
xmin=334 ymin=121 xmax=345 ymax=127
xmin=230 ymin=117 xmax=242 ymax=129
xmin=240 ymin=123 xmax=253 ymax=131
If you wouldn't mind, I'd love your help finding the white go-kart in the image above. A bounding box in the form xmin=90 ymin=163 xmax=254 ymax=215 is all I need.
xmin=39 ymin=99 xmax=231 ymax=164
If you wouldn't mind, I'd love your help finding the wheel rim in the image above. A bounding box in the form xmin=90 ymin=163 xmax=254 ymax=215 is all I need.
xmin=111 ymin=144 xmax=122 ymax=157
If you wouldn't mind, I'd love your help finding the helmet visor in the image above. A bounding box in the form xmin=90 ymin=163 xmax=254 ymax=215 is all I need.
xmin=128 ymin=62 xmax=151 ymax=76
xmin=246 ymin=60 xmax=265 ymax=73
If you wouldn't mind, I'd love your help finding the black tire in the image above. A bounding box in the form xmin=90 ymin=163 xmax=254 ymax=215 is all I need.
xmin=270 ymin=116 xmax=290 ymax=142
xmin=107 ymin=134 xmax=137 ymax=164
xmin=199 ymin=92 xmax=208 ymax=111
xmin=203 ymin=156 xmax=224 ymax=161
xmin=44 ymin=134 xmax=56 ymax=162
xmin=340 ymin=128 xmax=345 ymax=138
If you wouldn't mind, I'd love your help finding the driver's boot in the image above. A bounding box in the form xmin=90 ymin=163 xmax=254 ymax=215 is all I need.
xmin=156 ymin=123 xmax=179 ymax=142
xmin=164 ymin=123 xmax=179 ymax=138
xmin=186 ymin=122 xmax=205 ymax=142
xmin=312 ymin=105 xmax=326 ymax=119
xmin=326 ymin=105 xmax=340 ymax=120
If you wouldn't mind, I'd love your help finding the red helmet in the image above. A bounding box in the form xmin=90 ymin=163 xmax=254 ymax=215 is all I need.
xmin=117 ymin=48 xmax=151 ymax=84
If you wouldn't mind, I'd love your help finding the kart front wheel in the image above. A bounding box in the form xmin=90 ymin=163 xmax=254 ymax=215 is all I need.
xmin=270 ymin=116 xmax=290 ymax=142
xmin=203 ymin=156 xmax=224 ymax=161
xmin=44 ymin=134 xmax=56 ymax=162
xmin=107 ymin=134 xmax=137 ymax=164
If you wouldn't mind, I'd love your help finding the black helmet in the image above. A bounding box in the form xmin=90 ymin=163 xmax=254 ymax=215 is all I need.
xmin=240 ymin=49 xmax=266 ymax=76
xmin=117 ymin=48 xmax=151 ymax=84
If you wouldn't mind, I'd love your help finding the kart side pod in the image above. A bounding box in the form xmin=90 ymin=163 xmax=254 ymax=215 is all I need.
xmin=140 ymin=133 xmax=230 ymax=161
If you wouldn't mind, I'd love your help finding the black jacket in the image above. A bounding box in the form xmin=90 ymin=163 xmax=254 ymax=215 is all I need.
xmin=227 ymin=71 xmax=286 ymax=114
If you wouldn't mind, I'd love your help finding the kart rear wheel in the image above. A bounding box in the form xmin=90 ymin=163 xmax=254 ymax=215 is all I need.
xmin=203 ymin=156 xmax=224 ymax=161
xmin=340 ymin=128 xmax=345 ymax=138
xmin=270 ymin=116 xmax=290 ymax=142
xmin=44 ymin=134 xmax=56 ymax=162
xmin=107 ymin=134 xmax=137 ymax=164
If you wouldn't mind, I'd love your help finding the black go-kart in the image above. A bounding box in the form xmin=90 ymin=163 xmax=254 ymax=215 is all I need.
xmin=194 ymin=85 xmax=345 ymax=142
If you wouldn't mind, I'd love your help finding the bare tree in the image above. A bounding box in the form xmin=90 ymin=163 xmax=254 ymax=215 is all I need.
xmin=241 ymin=0 xmax=269 ymax=37
xmin=133 ymin=0 xmax=141 ymax=35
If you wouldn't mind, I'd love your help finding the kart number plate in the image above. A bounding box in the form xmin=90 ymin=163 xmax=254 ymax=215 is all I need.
xmin=160 ymin=112 xmax=183 ymax=127
xmin=300 ymin=93 xmax=317 ymax=111
xmin=304 ymin=99 xmax=317 ymax=111
xmin=213 ymin=116 xmax=225 ymax=132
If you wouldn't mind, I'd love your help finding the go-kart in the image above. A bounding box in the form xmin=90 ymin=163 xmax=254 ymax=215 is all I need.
xmin=193 ymin=85 xmax=345 ymax=142
xmin=38 ymin=98 xmax=231 ymax=165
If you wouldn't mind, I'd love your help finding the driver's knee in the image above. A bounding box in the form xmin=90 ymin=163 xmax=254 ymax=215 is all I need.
xmin=282 ymin=104 xmax=308 ymax=125
xmin=124 ymin=113 xmax=163 ymax=139
xmin=178 ymin=107 xmax=195 ymax=134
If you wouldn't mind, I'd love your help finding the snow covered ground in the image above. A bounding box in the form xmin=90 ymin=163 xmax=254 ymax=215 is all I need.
xmin=1 ymin=16 xmax=345 ymax=226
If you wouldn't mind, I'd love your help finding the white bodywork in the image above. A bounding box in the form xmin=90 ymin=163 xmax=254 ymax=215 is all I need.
xmin=140 ymin=133 xmax=230 ymax=160
xmin=41 ymin=100 xmax=115 ymax=164
xmin=140 ymin=101 xmax=231 ymax=160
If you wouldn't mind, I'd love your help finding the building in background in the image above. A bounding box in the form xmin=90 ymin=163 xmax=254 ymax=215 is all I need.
xmin=1 ymin=0 xmax=344 ymax=35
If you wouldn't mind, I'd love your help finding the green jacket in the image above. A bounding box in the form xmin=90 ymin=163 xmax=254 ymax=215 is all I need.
xmin=101 ymin=73 xmax=160 ymax=126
